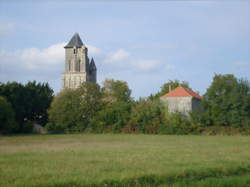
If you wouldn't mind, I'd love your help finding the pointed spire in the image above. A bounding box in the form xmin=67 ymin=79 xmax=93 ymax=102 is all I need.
xmin=90 ymin=58 xmax=97 ymax=71
xmin=64 ymin=33 xmax=84 ymax=48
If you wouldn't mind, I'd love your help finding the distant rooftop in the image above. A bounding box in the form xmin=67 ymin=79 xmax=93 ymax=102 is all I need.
xmin=161 ymin=86 xmax=202 ymax=100
xmin=64 ymin=33 xmax=84 ymax=48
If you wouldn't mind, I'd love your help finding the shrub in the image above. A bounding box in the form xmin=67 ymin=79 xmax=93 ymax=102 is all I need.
xmin=124 ymin=99 xmax=166 ymax=134
xmin=90 ymin=102 xmax=132 ymax=133
xmin=159 ymin=112 xmax=195 ymax=135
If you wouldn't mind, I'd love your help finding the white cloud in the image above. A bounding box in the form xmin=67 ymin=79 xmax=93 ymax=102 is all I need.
xmin=105 ymin=49 xmax=130 ymax=64
xmin=0 ymin=43 xmax=102 ymax=71
xmin=18 ymin=42 xmax=66 ymax=70
xmin=103 ymin=48 xmax=161 ymax=72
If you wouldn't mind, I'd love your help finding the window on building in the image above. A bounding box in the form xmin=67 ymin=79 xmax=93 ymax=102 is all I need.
xmin=74 ymin=49 xmax=76 ymax=54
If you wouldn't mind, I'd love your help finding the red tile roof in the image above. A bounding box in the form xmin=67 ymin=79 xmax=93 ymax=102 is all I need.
xmin=161 ymin=86 xmax=202 ymax=100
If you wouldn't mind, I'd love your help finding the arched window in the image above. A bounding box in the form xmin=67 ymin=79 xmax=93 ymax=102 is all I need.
xmin=73 ymin=49 xmax=76 ymax=54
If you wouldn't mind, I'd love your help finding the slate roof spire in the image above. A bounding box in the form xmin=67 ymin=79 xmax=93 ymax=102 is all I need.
xmin=64 ymin=33 xmax=84 ymax=48
xmin=89 ymin=58 xmax=97 ymax=71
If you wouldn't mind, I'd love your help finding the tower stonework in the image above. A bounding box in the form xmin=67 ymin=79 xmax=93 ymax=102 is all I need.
xmin=62 ymin=33 xmax=97 ymax=89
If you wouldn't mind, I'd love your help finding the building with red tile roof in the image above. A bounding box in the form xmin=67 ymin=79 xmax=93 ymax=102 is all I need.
xmin=160 ymin=86 xmax=202 ymax=115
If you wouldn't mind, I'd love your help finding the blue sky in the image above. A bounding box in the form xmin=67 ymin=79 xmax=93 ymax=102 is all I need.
xmin=0 ymin=1 xmax=249 ymax=98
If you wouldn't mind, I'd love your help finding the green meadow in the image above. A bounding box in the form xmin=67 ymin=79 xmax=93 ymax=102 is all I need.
xmin=0 ymin=134 xmax=250 ymax=186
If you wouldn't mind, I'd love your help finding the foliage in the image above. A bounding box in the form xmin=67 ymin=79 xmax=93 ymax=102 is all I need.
xmin=200 ymin=74 xmax=250 ymax=127
xmin=160 ymin=112 xmax=198 ymax=134
xmin=125 ymin=99 xmax=166 ymax=134
xmin=0 ymin=96 xmax=17 ymax=134
xmin=102 ymin=79 xmax=132 ymax=103
xmin=25 ymin=81 xmax=54 ymax=125
xmin=85 ymin=79 xmax=133 ymax=133
xmin=201 ymin=126 xmax=244 ymax=136
xmin=0 ymin=81 xmax=53 ymax=133
xmin=90 ymin=102 xmax=132 ymax=133
xmin=2 ymin=74 xmax=250 ymax=135
xmin=47 ymin=82 xmax=103 ymax=133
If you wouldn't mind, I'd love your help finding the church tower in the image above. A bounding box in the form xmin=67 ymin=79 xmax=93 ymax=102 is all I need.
xmin=62 ymin=33 xmax=97 ymax=89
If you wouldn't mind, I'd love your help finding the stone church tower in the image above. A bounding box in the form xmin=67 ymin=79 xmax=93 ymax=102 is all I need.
xmin=62 ymin=33 xmax=97 ymax=89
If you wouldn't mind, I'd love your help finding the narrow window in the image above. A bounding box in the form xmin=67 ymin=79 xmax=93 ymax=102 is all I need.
xmin=69 ymin=61 xmax=71 ymax=71
xmin=73 ymin=49 xmax=76 ymax=54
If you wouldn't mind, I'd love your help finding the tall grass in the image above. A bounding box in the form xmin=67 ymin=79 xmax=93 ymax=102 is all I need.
xmin=0 ymin=134 xmax=250 ymax=186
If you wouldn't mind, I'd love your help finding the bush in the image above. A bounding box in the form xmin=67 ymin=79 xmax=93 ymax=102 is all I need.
xmin=159 ymin=112 xmax=194 ymax=135
xmin=201 ymin=126 xmax=243 ymax=136
xmin=90 ymin=102 xmax=132 ymax=133
xmin=124 ymin=99 xmax=166 ymax=134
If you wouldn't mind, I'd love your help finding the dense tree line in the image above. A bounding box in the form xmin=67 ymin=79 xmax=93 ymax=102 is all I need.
xmin=45 ymin=74 xmax=250 ymax=134
xmin=1 ymin=74 xmax=249 ymax=135
xmin=0 ymin=81 xmax=53 ymax=133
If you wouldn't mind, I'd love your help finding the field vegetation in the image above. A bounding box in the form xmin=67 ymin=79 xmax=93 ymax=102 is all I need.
xmin=0 ymin=134 xmax=250 ymax=186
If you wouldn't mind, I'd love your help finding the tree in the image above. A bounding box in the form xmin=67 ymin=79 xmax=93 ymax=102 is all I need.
xmin=0 ymin=82 xmax=28 ymax=132
xmin=0 ymin=81 xmax=54 ymax=133
xmin=102 ymin=79 xmax=132 ymax=103
xmin=202 ymin=74 xmax=250 ymax=127
xmin=25 ymin=81 xmax=54 ymax=125
xmin=0 ymin=96 xmax=17 ymax=134
xmin=47 ymin=82 xmax=103 ymax=133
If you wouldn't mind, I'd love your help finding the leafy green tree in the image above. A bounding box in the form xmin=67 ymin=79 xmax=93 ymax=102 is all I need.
xmin=102 ymin=79 xmax=132 ymax=103
xmin=88 ymin=79 xmax=133 ymax=133
xmin=0 ymin=82 xmax=28 ymax=132
xmin=0 ymin=81 xmax=53 ymax=133
xmin=0 ymin=96 xmax=18 ymax=134
xmin=202 ymin=74 xmax=250 ymax=127
xmin=47 ymin=82 xmax=103 ymax=133
xmin=25 ymin=81 xmax=54 ymax=125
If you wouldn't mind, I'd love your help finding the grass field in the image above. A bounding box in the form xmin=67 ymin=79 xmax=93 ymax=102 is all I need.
xmin=0 ymin=134 xmax=250 ymax=186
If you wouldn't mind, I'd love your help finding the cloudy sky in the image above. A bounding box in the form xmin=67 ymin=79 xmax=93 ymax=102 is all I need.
xmin=0 ymin=1 xmax=249 ymax=98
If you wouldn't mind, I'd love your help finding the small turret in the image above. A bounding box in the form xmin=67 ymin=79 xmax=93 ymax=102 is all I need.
xmin=88 ymin=58 xmax=97 ymax=82
xmin=89 ymin=58 xmax=97 ymax=72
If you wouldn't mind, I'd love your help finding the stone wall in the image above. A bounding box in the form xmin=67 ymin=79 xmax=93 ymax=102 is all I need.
xmin=62 ymin=72 xmax=86 ymax=89
xmin=160 ymin=97 xmax=201 ymax=115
